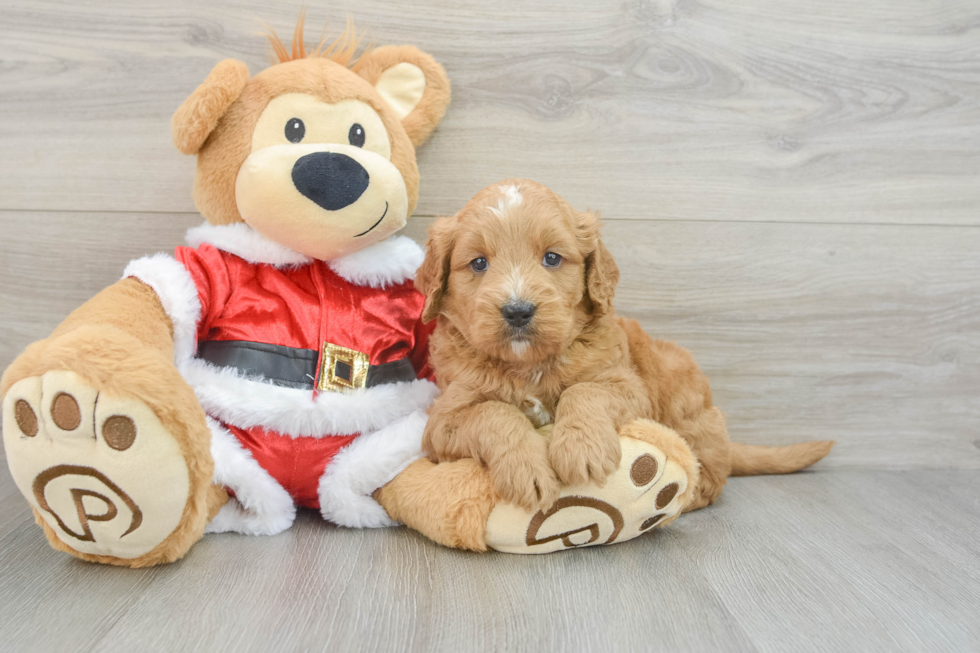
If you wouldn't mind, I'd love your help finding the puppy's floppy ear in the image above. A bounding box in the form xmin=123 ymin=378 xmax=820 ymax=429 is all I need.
xmin=172 ymin=59 xmax=250 ymax=155
xmin=579 ymin=211 xmax=620 ymax=316
xmin=353 ymin=45 xmax=451 ymax=147
xmin=416 ymin=215 xmax=457 ymax=323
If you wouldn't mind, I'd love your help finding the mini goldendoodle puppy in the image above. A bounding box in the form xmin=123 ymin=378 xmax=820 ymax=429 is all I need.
xmin=416 ymin=179 xmax=833 ymax=512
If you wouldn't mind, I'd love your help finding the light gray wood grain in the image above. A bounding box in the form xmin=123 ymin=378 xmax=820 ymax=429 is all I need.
xmin=0 ymin=463 xmax=977 ymax=653
xmin=0 ymin=0 xmax=978 ymax=223
xmin=676 ymin=470 xmax=980 ymax=653
xmin=3 ymin=211 xmax=978 ymax=469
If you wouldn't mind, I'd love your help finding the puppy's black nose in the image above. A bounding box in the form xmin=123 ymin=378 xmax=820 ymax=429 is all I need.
xmin=292 ymin=152 xmax=369 ymax=211
xmin=501 ymin=301 xmax=536 ymax=328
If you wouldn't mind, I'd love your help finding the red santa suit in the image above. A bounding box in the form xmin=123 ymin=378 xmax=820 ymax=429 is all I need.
xmin=122 ymin=222 xmax=438 ymax=535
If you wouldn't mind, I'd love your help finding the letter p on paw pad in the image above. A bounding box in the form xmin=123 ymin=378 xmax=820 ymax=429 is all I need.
xmin=3 ymin=371 xmax=192 ymax=560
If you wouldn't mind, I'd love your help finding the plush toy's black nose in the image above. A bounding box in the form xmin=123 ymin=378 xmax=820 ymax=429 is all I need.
xmin=501 ymin=301 xmax=536 ymax=329
xmin=291 ymin=152 xmax=369 ymax=211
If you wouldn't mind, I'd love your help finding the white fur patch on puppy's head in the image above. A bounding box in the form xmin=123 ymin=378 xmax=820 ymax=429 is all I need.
xmin=488 ymin=184 xmax=523 ymax=219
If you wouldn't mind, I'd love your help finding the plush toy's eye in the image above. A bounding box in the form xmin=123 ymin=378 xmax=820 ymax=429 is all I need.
xmin=349 ymin=123 xmax=365 ymax=148
xmin=285 ymin=118 xmax=305 ymax=143
xmin=471 ymin=257 xmax=489 ymax=273
xmin=543 ymin=252 xmax=562 ymax=268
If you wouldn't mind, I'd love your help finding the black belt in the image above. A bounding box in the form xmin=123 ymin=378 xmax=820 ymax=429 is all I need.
xmin=196 ymin=340 xmax=417 ymax=391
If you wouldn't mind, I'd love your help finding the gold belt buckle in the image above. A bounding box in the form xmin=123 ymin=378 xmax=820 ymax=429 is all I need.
xmin=318 ymin=342 xmax=369 ymax=392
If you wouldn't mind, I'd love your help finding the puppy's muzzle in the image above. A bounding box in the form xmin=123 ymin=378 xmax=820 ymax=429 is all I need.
xmin=292 ymin=152 xmax=369 ymax=211
xmin=501 ymin=300 xmax=536 ymax=329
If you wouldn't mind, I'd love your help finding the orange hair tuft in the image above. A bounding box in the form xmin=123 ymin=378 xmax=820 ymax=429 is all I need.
xmin=263 ymin=11 xmax=367 ymax=67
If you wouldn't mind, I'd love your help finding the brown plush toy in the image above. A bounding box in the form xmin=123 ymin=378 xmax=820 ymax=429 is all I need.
xmin=1 ymin=20 xmax=457 ymax=566
xmin=1 ymin=20 xmax=709 ymax=564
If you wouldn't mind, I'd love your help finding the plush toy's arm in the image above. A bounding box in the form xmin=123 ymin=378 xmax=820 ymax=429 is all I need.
xmin=39 ymin=242 xmax=231 ymax=376
xmin=43 ymin=236 xmax=243 ymax=368
xmin=118 ymin=244 xmax=234 ymax=369
xmin=2 ymin=276 xmax=175 ymax=409
xmin=423 ymin=382 xmax=559 ymax=511
xmin=9 ymin=278 xmax=177 ymax=388
xmin=2 ymin=275 xmax=178 ymax=406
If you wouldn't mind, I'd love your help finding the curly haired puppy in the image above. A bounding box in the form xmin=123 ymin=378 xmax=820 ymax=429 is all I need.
xmin=416 ymin=179 xmax=833 ymax=511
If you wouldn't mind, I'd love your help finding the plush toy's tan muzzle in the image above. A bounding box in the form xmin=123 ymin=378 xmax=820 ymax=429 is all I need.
xmin=236 ymin=142 xmax=409 ymax=261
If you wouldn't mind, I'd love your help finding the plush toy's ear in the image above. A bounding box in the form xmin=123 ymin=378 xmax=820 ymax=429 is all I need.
xmin=354 ymin=45 xmax=451 ymax=147
xmin=172 ymin=59 xmax=250 ymax=155
xmin=416 ymin=215 xmax=458 ymax=323
xmin=578 ymin=212 xmax=620 ymax=316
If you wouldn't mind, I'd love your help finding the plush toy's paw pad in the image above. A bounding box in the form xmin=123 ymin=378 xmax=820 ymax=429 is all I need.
xmin=485 ymin=421 xmax=697 ymax=554
xmin=3 ymin=371 xmax=191 ymax=560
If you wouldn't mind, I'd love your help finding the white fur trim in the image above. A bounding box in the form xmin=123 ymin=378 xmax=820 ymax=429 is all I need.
xmin=318 ymin=409 xmax=427 ymax=528
xmin=123 ymin=254 xmax=201 ymax=366
xmin=185 ymin=222 xmax=423 ymax=288
xmin=181 ymin=357 xmax=439 ymax=437
xmin=204 ymin=418 xmax=296 ymax=536
xmin=185 ymin=222 xmax=312 ymax=269
xmin=328 ymin=235 xmax=424 ymax=289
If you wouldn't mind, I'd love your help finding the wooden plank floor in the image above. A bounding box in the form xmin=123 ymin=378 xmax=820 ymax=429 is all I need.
xmin=1 ymin=465 xmax=978 ymax=652
xmin=0 ymin=1 xmax=978 ymax=651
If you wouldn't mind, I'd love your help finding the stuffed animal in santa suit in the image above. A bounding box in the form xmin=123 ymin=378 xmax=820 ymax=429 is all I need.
xmin=1 ymin=21 xmax=452 ymax=565
xmin=2 ymin=20 xmax=700 ymax=566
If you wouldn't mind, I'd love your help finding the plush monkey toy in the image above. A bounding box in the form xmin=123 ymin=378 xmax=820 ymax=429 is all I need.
xmin=2 ymin=21 xmax=700 ymax=565
xmin=1 ymin=21 xmax=455 ymax=566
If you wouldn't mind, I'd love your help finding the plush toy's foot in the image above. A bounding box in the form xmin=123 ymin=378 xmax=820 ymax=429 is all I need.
xmin=375 ymin=456 xmax=495 ymax=551
xmin=485 ymin=420 xmax=699 ymax=554
xmin=2 ymin=328 xmax=222 ymax=567
xmin=378 ymin=419 xmax=699 ymax=555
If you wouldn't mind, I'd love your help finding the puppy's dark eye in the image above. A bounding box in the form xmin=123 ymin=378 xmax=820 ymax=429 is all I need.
xmin=543 ymin=252 xmax=562 ymax=268
xmin=349 ymin=123 xmax=365 ymax=147
xmin=471 ymin=257 xmax=489 ymax=273
xmin=285 ymin=118 xmax=305 ymax=143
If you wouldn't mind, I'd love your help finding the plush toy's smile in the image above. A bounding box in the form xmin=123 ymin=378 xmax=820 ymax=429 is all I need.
xmin=355 ymin=202 xmax=388 ymax=237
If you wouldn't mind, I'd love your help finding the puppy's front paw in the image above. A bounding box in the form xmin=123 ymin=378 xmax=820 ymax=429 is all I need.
xmin=422 ymin=417 xmax=456 ymax=463
xmin=490 ymin=439 xmax=560 ymax=512
xmin=549 ymin=417 xmax=621 ymax=487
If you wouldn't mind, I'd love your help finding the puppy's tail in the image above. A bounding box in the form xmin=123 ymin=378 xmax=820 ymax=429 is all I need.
xmin=729 ymin=440 xmax=834 ymax=476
